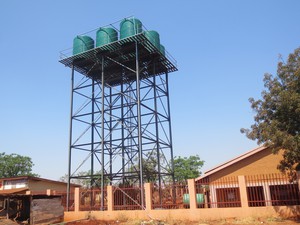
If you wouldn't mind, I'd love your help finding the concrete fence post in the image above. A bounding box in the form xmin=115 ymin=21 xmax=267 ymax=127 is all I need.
xmin=74 ymin=187 xmax=80 ymax=212
xmin=46 ymin=189 xmax=52 ymax=196
xmin=107 ymin=185 xmax=114 ymax=211
xmin=187 ymin=179 xmax=197 ymax=209
xmin=264 ymin=182 xmax=272 ymax=206
xmin=238 ymin=175 xmax=249 ymax=208
xmin=297 ymin=171 xmax=300 ymax=195
xmin=144 ymin=183 xmax=153 ymax=210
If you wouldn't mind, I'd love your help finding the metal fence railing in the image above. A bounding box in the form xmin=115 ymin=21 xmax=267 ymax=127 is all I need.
xmin=113 ymin=184 xmax=143 ymax=210
xmin=152 ymin=183 xmax=189 ymax=209
xmin=196 ymin=176 xmax=241 ymax=208
xmin=245 ymin=173 xmax=300 ymax=207
xmin=53 ymin=191 xmax=74 ymax=211
xmin=78 ymin=189 xmax=107 ymax=211
xmin=54 ymin=173 xmax=300 ymax=211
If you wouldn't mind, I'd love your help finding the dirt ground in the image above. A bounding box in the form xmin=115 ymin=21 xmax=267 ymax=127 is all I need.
xmin=65 ymin=218 xmax=300 ymax=225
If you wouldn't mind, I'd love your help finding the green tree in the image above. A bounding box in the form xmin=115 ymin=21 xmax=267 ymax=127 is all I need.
xmin=60 ymin=170 xmax=109 ymax=188
xmin=173 ymin=155 xmax=204 ymax=183
xmin=126 ymin=152 xmax=205 ymax=184
xmin=241 ymin=47 xmax=300 ymax=179
xmin=126 ymin=151 xmax=161 ymax=184
xmin=141 ymin=152 xmax=161 ymax=183
xmin=0 ymin=152 xmax=39 ymax=178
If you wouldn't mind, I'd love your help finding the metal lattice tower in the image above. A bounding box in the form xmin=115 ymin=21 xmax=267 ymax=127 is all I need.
xmin=59 ymin=18 xmax=177 ymax=209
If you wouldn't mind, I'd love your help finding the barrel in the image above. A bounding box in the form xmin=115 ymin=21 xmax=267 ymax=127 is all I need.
xmin=183 ymin=193 xmax=204 ymax=204
xmin=144 ymin=30 xmax=160 ymax=50
xmin=120 ymin=18 xmax=142 ymax=39
xmin=160 ymin=44 xmax=165 ymax=55
xmin=73 ymin=35 xmax=94 ymax=55
xmin=96 ymin=27 xmax=118 ymax=47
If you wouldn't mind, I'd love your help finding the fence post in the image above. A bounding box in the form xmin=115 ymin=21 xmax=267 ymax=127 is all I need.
xmin=297 ymin=170 xmax=300 ymax=191
xmin=107 ymin=185 xmax=114 ymax=211
xmin=297 ymin=171 xmax=300 ymax=194
xmin=188 ymin=179 xmax=197 ymax=209
xmin=238 ymin=175 xmax=248 ymax=208
xmin=46 ymin=189 xmax=52 ymax=196
xmin=144 ymin=183 xmax=153 ymax=210
xmin=263 ymin=182 xmax=272 ymax=206
xmin=74 ymin=187 xmax=80 ymax=212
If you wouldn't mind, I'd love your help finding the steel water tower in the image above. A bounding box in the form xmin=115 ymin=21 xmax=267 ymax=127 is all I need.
xmin=59 ymin=17 xmax=177 ymax=209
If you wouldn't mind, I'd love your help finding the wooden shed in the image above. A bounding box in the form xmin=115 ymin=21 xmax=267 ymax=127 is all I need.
xmin=0 ymin=192 xmax=64 ymax=224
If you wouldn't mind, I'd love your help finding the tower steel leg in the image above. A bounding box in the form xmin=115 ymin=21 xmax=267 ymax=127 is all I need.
xmin=121 ymin=80 xmax=125 ymax=184
xmin=153 ymin=71 xmax=162 ymax=206
xmin=67 ymin=65 xmax=74 ymax=211
xmin=166 ymin=72 xmax=175 ymax=183
xmin=101 ymin=56 xmax=105 ymax=210
xmin=135 ymin=41 xmax=144 ymax=208
xmin=109 ymin=86 xmax=113 ymax=184
xmin=91 ymin=78 xmax=95 ymax=207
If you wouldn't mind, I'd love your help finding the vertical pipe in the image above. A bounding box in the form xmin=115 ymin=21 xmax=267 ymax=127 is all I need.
xmin=135 ymin=41 xmax=144 ymax=208
xmin=100 ymin=56 xmax=105 ymax=210
xmin=67 ymin=65 xmax=74 ymax=211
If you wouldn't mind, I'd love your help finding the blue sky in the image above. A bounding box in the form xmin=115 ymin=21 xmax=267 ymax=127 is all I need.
xmin=1 ymin=1 xmax=299 ymax=180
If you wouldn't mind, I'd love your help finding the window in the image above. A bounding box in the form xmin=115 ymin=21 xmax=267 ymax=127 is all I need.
xmin=270 ymin=184 xmax=300 ymax=206
xmin=247 ymin=186 xmax=265 ymax=207
xmin=216 ymin=187 xmax=241 ymax=208
xmin=3 ymin=179 xmax=27 ymax=189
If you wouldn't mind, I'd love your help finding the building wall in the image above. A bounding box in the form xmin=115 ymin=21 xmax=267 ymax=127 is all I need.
xmin=31 ymin=197 xmax=64 ymax=224
xmin=0 ymin=177 xmax=75 ymax=193
xmin=208 ymin=148 xmax=284 ymax=182
xmin=28 ymin=180 xmax=69 ymax=192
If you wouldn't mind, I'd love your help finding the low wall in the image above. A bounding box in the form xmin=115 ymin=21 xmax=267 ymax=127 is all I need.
xmin=64 ymin=176 xmax=300 ymax=222
xmin=64 ymin=205 xmax=300 ymax=222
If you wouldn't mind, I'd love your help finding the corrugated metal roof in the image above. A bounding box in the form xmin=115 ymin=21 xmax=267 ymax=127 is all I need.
xmin=0 ymin=176 xmax=80 ymax=187
xmin=0 ymin=188 xmax=28 ymax=195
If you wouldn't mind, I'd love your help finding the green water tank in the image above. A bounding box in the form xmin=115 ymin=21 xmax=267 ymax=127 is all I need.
xmin=96 ymin=27 xmax=118 ymax=47
xmin=120 ymin=18 xmax=142 ymax=39
xmin=73 ymin=35 xmax=94 ymax=55
xmin=160 ymin=44 xmax=165 ymax=55
xmin=183 ymin=193 xmax=204 ymax=204
xmin=144 ymin=30 xmax=160 ymax=50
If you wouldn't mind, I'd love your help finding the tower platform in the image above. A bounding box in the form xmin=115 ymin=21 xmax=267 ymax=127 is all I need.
xmin=59 ymin=33 xmax=177 ymax=86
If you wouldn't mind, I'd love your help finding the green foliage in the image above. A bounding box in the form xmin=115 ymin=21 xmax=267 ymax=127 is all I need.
xmin=173 ymin=155 xmax=204 ymax=183
xmin=126 ymin=151 xmax=160 ymax=184
xmin=241 ymin=47 xmax=300 ymax=179
xmin=60 ymin=170 xmax=110 ymax=188
xmin=0 ymin=152 xmax=39 ymax=178
xmin=141 ymin=152 xmax=160 ymax=183
xmin=127 ymin=152 xmax=204 ymax=184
